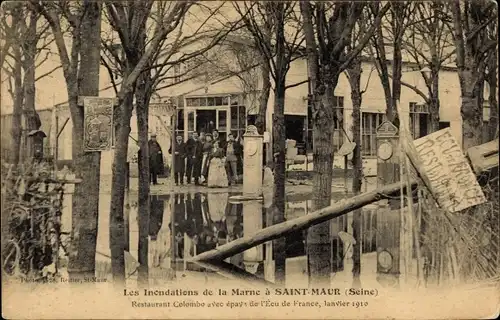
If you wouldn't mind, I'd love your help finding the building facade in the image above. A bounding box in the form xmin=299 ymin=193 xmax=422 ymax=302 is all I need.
xmin=1 ymin=52 xmax=491 ymax=179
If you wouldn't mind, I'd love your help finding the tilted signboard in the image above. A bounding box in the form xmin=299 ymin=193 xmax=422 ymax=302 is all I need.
xmin=413 ymin=128 xmax=486 ymax=213
xmin=83 ymin=97 xmax=114 ymax=152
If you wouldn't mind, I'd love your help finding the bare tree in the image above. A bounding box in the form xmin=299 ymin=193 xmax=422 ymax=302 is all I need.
xmin=402 ymin=1 xmax=456 ymax=133
xmin=234 ymin=1 xmax=305 ymax=284
xmin=1 ymin=2 xmax=57 ymax=163
xmin=32 ymin=0 xmax=103 ymax=281
xmin=369 ymin=2 xmax=419 ymax=126
xmin=103 ymin=1 xmax=243 ymax=283
xmin=344 ymin=16 xmax=375 ymax=288
xmin=449 ymin=0 xmax=497 ymax=149
xmin=300 ymin=1 xmax=389 ymax=285
xmin=1 ymin=3 xmax=23 ymax=165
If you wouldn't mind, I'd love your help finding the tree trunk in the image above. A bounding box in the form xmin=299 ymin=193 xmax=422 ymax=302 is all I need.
xmin=389 ymin=5 xmax=403 ymax=127
xmin=461 ymin=87 xmax=483 ymax=150
xmin=347 ymin=60 xmax=363 ymax=288
xmin=487 ymin=53 xmax=498 ymax=140
xmin=67 ymin=1 xmax=102 ymax=281
xmin=429 ymin=66 xmax=440 ymax=133
xmin=255 ymin=54 xmax=271 ymax=136
xmin=272 ymin=81 xmax=287 ymax=284
xmin=307 ymin=78 xmax=337 ymax=287
xmin=136 ymin=76 xmax=151 ymax=287
xmin=109 ymin=91 xmax=134 ymax=285
xmin=10 ymin=38 xmax=23 ymax=165
xmin=22 ymin=8 xmax=42 ymax=138
xmin=22 ymin=17 xmax=41 ymax=161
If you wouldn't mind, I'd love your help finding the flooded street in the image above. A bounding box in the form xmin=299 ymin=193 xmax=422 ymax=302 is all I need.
xmin=83 ymin=188 xmax=389 ymax=289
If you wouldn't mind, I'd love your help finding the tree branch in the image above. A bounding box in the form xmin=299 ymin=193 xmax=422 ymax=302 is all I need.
xmin=339 ymin=2 xmax=391 ymax=71
xmin=285 ymin=78 xmax=309 ymax=90
xmin=35 ymin=65 xmax=62 ymax=82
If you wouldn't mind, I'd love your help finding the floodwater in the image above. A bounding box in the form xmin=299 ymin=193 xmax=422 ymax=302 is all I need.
xmin=67 ymin=190 xmax=386 ymax=288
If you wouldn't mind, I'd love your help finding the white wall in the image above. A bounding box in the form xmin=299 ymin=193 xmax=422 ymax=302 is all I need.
xmin=45 ymin=54 xmax=464 ymax=177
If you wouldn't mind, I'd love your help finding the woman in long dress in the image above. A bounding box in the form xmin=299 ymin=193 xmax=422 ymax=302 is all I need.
xmin=200 ymin=134 xmax=213 ymax=183
xmin=207 ymin=141 xmax=228 ymax=188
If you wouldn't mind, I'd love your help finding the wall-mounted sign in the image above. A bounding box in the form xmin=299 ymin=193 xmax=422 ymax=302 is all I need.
xmin=413 ymin=128 xmax=486 ymax=213
xmin=83 ymin=97 xmax=114 ymax=152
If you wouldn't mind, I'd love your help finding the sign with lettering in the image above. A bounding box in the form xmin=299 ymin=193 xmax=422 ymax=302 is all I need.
xmin=376 ymin=121 xmax=398 ymax=137
xmin=83 ymin=97 xmax=114 ymax=152
xmin=413 ymin=128 xmax=486 ymax=213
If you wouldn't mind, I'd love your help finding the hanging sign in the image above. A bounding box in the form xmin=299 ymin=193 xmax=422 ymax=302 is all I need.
xmin=413 ymin=128 xmax=486 ymax=213
xmin=83 ymin=97 xmax=114 ymax=152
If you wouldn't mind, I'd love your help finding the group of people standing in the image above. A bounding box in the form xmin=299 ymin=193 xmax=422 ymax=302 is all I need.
xmin=168 ymin=129 xmax=243 ymax=186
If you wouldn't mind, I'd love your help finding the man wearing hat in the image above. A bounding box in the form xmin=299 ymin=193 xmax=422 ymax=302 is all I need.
xmin=169 ymin=134 xmax=186 ymax=185
xmin=148 ymin=133 xmax=164 ymax=185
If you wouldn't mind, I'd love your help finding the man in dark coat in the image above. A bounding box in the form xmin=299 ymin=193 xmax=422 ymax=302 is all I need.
xmin=184 ymin=132 xmax=196 ymax=184
xmin=190 ymin=132 xmax=204 ymax=185
xmin=168 ymin=134 xmax=186 ymax=185
xmin=148 ymin=134 xmax=164 ymax=185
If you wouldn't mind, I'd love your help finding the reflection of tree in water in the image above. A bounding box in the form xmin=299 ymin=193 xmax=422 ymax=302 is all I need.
xmin=149 ymin=195 xmax=165 ymax=241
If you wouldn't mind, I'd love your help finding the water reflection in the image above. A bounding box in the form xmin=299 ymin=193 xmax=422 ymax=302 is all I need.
xmin=94 ymin=191 xmax=379 ymax=286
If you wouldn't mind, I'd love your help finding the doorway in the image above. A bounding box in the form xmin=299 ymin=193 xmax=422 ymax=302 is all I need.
xmin=196 ymin=110 xmax=216 ymax=134
xmin=285 ymin=115 xmax=305 ymax=143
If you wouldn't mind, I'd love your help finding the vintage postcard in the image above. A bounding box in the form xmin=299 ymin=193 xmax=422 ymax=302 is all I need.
xmin=1 ymin=1 xmax=499 ymax=319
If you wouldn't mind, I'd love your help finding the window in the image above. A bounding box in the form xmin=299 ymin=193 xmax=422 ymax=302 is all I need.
xmin=306 ymin=95 xmax=344 ymax=152
xmin=186 ymin=96 xmax=230 ymax=107
xmin=186 ymin=98 xmax=199 ymax=107
xmin=174 ymin=109 xmax=184 ymax=137
xmin=409 ymin=102 xmax=430 ymax=139
xmin=231 ymin=104 xmax=246 ymax=138
xmin=218 ymin=110 xmax=227 ymax=131
xmin=361 ymin=112 xmax=385 ymax=156
xmin=207 ymin=97 xmax=215 ymax=106
xmin=187 ymin=111 xmax=195 ymax=132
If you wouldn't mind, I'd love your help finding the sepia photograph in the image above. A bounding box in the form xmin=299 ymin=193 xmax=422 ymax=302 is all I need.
xmin=1 ymin=0 xmax=498 ymax=319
